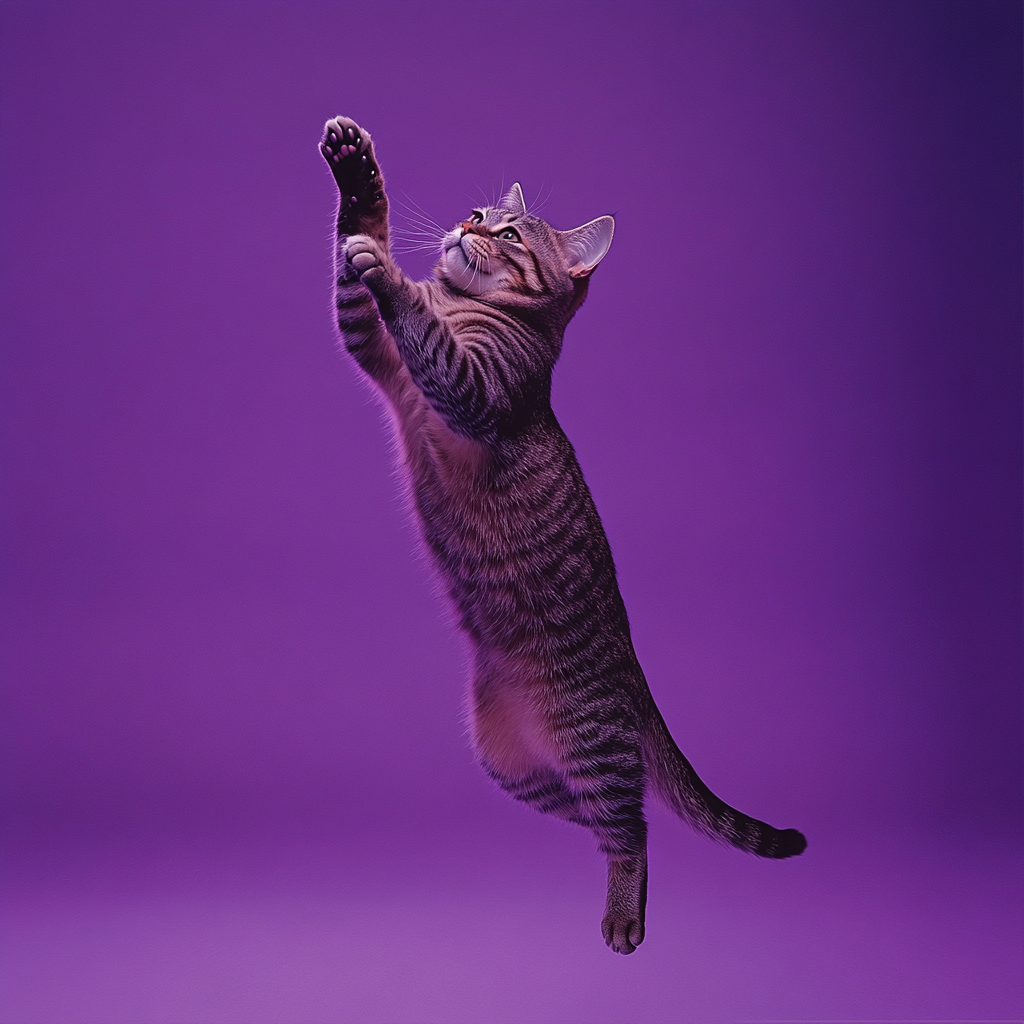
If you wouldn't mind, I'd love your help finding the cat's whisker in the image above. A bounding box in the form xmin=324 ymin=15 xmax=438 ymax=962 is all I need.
xmin=394 ymin=240 xmax=433 ymax=254
xmin=394 ymin=190 xmax=439 ymax=216
xmin=393 ymin=220 xmax=440 ymax=234
xmin=396 ymin=211 xmax=443 ymax=233
xmin=392 ymin=219 xmax=445 ymax=249
xmin=393 ymin=229 xmax=444 ymax=246
xmin=394 ymin=222 xmax=444 ymax=244
xmin=393 ymin=231 xmax=443 ymax=252
xmin=399 ymin=215 xmax=441 ymax=229
xmin=472 ymin=185 xmax=493 ymax=212
xmin=392 ymin=243 xmax=444 ymax=256
xmin=527 ymin=182 xmax=555 ymax=218
xmin=395 ymin=236 xmax=443 ymax=249
xmin=395 ymin=193 xmax=445 ymax=234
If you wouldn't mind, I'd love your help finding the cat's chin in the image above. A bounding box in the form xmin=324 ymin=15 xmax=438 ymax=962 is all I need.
xmin=441 ymin=247 xmax=501 ymax=297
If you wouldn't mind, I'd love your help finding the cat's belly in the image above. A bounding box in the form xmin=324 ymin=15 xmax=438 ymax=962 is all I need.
xmin=469 ymin=651 xmax=561 ymax=776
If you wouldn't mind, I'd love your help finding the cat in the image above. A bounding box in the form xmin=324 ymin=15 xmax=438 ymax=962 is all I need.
xmin=320 ymin=115 xmax=806 ymax=954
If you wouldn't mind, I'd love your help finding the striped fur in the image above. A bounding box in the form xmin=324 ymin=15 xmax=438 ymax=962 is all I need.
xmin=320 ymin=117 xmax=805 ymax=954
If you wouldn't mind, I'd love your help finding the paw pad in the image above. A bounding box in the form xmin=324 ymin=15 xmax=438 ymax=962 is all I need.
xmin=320 ymin=117 xmax=368 ymax=164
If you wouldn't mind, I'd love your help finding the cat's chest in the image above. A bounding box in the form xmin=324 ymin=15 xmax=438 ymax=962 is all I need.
xmin=405 ymin=406 xmax=552 ymax=522
xmin=424 ymin=443 xmax=559 ymax=541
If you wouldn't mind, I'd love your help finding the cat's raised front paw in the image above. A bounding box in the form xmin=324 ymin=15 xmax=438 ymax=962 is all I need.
xmin=321 ymin=116 xmax=371 ymax=167
xmin=320 ymin=116 xmax=388 ymax=238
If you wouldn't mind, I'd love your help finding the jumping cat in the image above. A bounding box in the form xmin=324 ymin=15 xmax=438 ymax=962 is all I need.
xmin=319 ymin=116 xmax=806 ymax=954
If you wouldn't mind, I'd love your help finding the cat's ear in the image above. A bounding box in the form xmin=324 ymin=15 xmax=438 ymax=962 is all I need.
xmin=498 ymin=182 xmax=527 ymax=216
xmin=559 ymin=216 xmax=615 ymax=278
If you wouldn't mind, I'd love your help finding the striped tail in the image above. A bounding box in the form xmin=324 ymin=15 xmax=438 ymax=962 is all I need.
xmin=643 ymin=707 xmax=806 ymax=859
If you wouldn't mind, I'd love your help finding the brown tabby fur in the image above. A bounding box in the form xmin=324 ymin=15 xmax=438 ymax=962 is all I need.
xmin=320 ymin=116 xmax=805 ymax=954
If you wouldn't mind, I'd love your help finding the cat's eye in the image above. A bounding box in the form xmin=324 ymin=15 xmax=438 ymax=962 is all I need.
xmin=498 ymin=228 xmax=522 ymax=243
xmin=469 ymin=210 xmax=484 ymax=224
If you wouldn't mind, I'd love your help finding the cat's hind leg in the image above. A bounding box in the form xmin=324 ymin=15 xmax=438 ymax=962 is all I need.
xmin=571 ymin=764 xmax=648 ymax=954
xmin=482 ymin=763 xmax=584 ymax=824
xmin=557 ymin=716 xmax=649 ymax=954
xmin=602 ymin=846 xmax=648 ymax=955
xmin=485 ymin=757 xmax=647 ymax=953
xmin=471 ymin=665 xmax=649 ymax=953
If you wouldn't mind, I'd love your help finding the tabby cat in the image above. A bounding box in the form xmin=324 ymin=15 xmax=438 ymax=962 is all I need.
xmin=320 ymin=116 xmax=806 ymax=954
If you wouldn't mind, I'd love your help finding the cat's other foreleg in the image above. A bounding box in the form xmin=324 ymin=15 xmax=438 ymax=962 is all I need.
xmin=332 ymin=235 xmax=405 ymax=385
xmin=347 ymin=242 xmax=506 ymax=442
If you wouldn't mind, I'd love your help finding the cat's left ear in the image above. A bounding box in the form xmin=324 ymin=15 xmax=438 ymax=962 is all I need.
xmin=559 ymin=216 xmax=615 ymax=278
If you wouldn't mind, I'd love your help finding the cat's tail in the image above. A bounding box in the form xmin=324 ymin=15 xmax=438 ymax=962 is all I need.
xmin=643 ymin=707 xmax=806 ymax=858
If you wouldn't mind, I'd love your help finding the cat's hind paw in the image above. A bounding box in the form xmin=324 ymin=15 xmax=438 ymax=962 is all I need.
xmin=601 ymin=912 xmax=644 ymax=955
xmin=601 ymin=854 xmax=647 ymax=955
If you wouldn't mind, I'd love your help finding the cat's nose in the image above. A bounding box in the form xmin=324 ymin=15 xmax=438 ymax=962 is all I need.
xmin=460 ymin=221 xmax=488 ymax=236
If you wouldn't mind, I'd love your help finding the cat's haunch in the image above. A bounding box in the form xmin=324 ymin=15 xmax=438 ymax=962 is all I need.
xmin=321 ymin=116 xmax=806 ymax=954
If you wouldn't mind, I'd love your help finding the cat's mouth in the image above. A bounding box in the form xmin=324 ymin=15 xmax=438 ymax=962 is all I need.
xmin=441 ymin=232 xmax=501 ymax=296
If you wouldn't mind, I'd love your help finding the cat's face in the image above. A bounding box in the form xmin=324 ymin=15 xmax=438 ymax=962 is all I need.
xmin=439 ymin=207 xmax=546 ymax=298
xmin=437 ymin=184 xmax=614 ymax=309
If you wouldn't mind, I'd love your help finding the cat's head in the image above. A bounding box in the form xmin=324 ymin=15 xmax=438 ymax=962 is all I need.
xmin=437 ymin=183 xmax=614 ymax=321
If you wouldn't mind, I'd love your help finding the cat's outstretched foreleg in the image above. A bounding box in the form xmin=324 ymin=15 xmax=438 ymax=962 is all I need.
xmin=320 ymin=118 xmax=403 ymax=387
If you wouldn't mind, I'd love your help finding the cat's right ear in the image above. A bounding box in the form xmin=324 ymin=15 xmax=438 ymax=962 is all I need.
xmin=559 ymin=216 xmax=615 ymax=278
xmin=499 ymin=183 xmax=527 ymax=216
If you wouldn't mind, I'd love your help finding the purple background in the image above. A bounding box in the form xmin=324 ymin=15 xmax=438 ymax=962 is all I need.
xmin=2 ymin=1 xmax=1021 ymax=1020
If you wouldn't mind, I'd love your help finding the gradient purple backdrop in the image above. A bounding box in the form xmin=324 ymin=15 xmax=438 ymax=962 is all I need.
xmin=1 ymin=1 xmax=1021 ymax=1021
